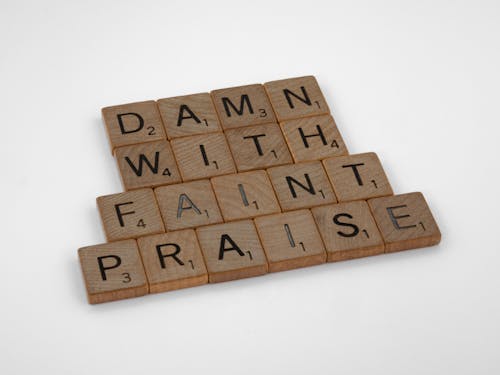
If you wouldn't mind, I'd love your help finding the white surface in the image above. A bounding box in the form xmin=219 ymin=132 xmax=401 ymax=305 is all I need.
xmin=1 ymin=1 xmax=499 ymax=374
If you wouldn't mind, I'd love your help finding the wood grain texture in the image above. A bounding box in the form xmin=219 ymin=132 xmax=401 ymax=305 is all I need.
xmin=267 ymin=161 xmax=337 ymax=211
xmin=157 ymin=93 xmax=221 ymax=139
xmin=196 ymin=220 xmax=268 ymax=283
xmin=225 ymin=123 xmax=292 ymax=171
xmin=78 ymin=240 xmax=148 ymax=304
xmin=115 ymin=140 xmax=181 ymax=190
xmin=137 ymin=230 xmax=208 ymax=294
xmin=154 ymin=179 xmax=223 ymax=231
xmin=171 ymin=132 xmax=236 ymax=181
xmin=97 ymin=189 xmax=164 ymax=242
xmin=211 ymin=170 xmax=281 ymax=221
xmin=368 ymin=192 xmax=441 ymax=253
xmin=102 ymin=100 xmax=166 ymax=153
xmin=211 ymin=84 xmax=276 ymax=129
xmin=323 ymin=152 xmax=393 ymax=202
xmin=280 ymin=114 xmax=348 ymax=162
xmin=264 ymin=76 xmax=330 ymax=121
xmin=254 ymin=209 xmax=326 ymax=272
xmin=311 ymin=201 xmax=385 ymax=262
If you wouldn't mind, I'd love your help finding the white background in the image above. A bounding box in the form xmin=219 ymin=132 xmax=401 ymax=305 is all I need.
xmin=1 ymin=1 xmax=499 ymax=374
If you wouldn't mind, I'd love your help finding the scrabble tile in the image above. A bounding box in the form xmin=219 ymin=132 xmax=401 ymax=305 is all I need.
xmin=102 ymin=100 xmax=166 ymax=153
xmin=157 ymin=93 xmax=221 ymax=139
xmin=264 ymin=76 xmax=330 ymax=121
xmin=225 ymin=123 xmax=293 ymax=171
xmin=78 ymin=240 xmax=148 ymax=304
xmin=211 ymin=170 xmax=281 ymax=221
xmin=171 ymin=132 xmax=236 ymax=181
xmin=368 ymin=192 xmax=441 ymax=253
xmin=115 ymin=140 xmax=182 ymax=190
xmin=254 ymin=210 xmax=326 ymax=272
xmin=311 ymin=201 xmax=385 ymax=262
xmin=196 ymin=220 xmax=268 ymax=283
xmin=137 ymin=230 xmax=208 ymax=293
xmin=323 ymin=152 xmax=393 ymax=202
xmin=280 ymin=114 xmax=348 ymax=162
xmin=211 ymin=84 xmax=276 ymax=129
xmin=267 ymin=161 xmax=337 ymax=211
xmin=97 ymin=189 xmax=164 ymax=242
xmin=155 ymin=180 xmax=223 ymax=231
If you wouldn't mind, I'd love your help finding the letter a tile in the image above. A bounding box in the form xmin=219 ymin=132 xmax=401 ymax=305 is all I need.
xmin=115 ymin=140 xmax=181 ymax=190
xmin=137 ymin=230 xmax=208 ymax=293
xmin=254 ymin=210 xmax=326 ymax=272
xmin=368 ymin=192 xmax=441 ymax=253
xmin=196 ymin=220 xmax=268 ymax=283
xmin=97 ymin=189 xmax=164 ymax=242
xmin=78 ymin=240 xmax=148 ymax=304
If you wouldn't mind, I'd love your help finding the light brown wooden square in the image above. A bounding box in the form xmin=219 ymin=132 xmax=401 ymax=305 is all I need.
xmin=211 ymin=170 xmax=280 ymax=221
xmin=115 ymin=140 xmax=181 ymax=190
xmin=154 ymin=180 xmax=223 ymax=231
xmin=211 ymin=84 xmax=276 ymax=129
xmin=78 ymin=240 xmax=148 ymax=304
xmin=171 ymin=132 xmax=236 ymax=181
xmin=102 ymin=100 xmax=166 ymax=153
xmin=196 ymin=220 xmax=268 ymax=283
xmin=157 ymin=93 xmax=221 ymax=139
xmin=254 ymin=210 xmax=326 ymax=272
xmin=267 ymin=161 xmax=337 ymax=211
xmin=97 ymin=188 xmax=164 ymax=242
xmin=280 ymin=114 xmax=348 ymax=162
xmin=368 ymin=192 xmax=441 ymax=253
xmin=264 ymin=76 xmax=330 ymax=121
xmin=323 ymin=152 xmax=393 ymax=202
xmin=137 ymin=230 xmax=208 ymax=294
xmin=311 ymin=201 xmax=385 ymax=262
xmin=225 ymin=123 xmax=292 ymax=171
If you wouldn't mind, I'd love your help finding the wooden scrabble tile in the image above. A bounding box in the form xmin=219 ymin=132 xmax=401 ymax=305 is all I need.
xmin=280 ymin=114 xmax=348 ymax=162
xmin=97 ymin=189 xmax=164 ymax=242
xmin=196 ymin=220 xmax=268 ymax=283
xmin=102 ymin=100 xmax=166 ymax=153
xmin=171 ymin=132 xmax=236 ymax=181
xmin=311 ymin=201 xmax=385 ymax=262
xmin=264 ymin=76 xmax=330 ymax=121
xmin=154 ymin=180 xmax=223 ymax=231
xmin=368 ymin=192 xmax=441 ymax=253
xmin=211 ymin=84 xmax=276 ymax=129
xmin=115 ymin=140 xmax=181 ymax=190
xmin=267 ymin=161 xmax=337 ymax=211
xmin=254 ymin=210 xmax=326 ymax=272
xmin=157 ymin=93 xmax=221 ymax=139
xmin=225 ymin=123 xmax=293 ymax=171
xmin=137 ymin=230 xmax=208 ymax=293
xmin=323 ymin=152 xmax=393 ymax=202
xmin=211 ymin=170 xmax=281 ymax=221
xmin=78 ymin=240 xmax=148 ymax=304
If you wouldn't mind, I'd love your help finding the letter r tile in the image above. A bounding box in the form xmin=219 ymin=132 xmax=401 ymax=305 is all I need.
xmin=196 ymin=220 xmax=268 ymax=283
xmin=78 ymin=240 xmax=148 ymax=304
xmin=368 ymin=192 xmax=441 ymax=253
xmin=102 ymin=100 xmax=166 ymax=154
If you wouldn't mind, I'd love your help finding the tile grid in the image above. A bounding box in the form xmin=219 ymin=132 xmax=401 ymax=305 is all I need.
xmin=79 ymin=76 xmax=441 ymax=304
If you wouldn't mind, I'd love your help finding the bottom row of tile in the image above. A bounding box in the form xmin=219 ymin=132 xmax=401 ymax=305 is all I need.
xmin=78 ymin=192 xmax=441 ymax=304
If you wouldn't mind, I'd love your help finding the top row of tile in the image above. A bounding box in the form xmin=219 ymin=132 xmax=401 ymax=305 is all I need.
xmin=102 ymin=76 xmax=330 ymax=153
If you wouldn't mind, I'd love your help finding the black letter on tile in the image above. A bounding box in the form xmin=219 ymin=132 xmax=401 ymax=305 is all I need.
xmin=156 ymin=243 xmax=184 ymax=268
xmin=333 ymin=213 xmax=360 ymax=237
xmin=286 ymin=174 xmax=315 ymax=198
xmin=283 ymin=86 xmax=311 ymax=109
xmin=387 ymin=205 xmax=416 ymax=230
xmin=219 ymin=234 xmax=245 ymax=260
xmin=97 ymin=255 xmax=122 ymax=281
xmin=298 ymin=125 xmax=327 ymax=148
xmin=125 ymin=152 xmax=160 ymax=176
xmin=117 ymin=113 xmax=144 ymax=134
xmin=222 ymin=95 xmax=254 ymax=117
xmin=342 ymin=163 xmax=365 ymax=186
xmin=177 ymin=104 xmax=201 ymax=127
xmin=114 ymin=202 xmax=135 ymax=227
xmin=243 ymin=134 xmax=266 ymax=156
